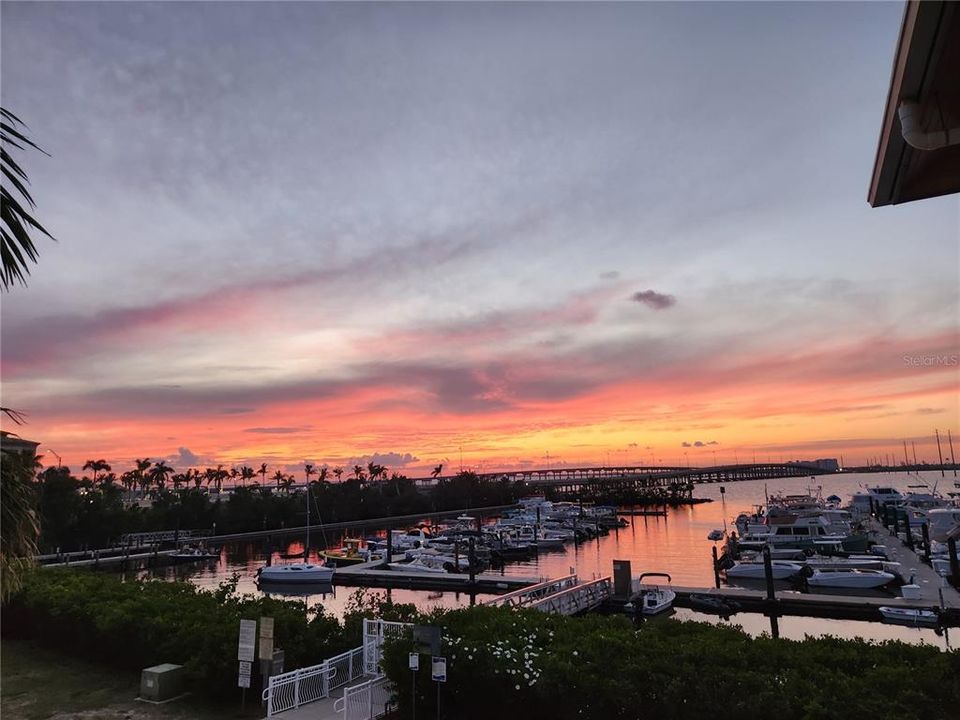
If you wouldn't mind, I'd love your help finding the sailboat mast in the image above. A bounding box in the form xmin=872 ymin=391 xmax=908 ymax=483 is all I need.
xmin=949 ymin=429 xmax=957 ymax=478
xmin=935 ymin=429 xmax=945 ymax=477
xmin=903 ymin=440 xmax=911 ymax=474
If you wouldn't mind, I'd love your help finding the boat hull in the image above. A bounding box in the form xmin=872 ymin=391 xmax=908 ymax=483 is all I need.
xmin=257 ymin=563 xmax=334 ymax=584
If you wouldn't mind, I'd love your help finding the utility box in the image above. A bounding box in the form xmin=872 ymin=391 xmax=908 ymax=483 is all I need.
xmin=140 ymin=663 xmax=184 ymax=702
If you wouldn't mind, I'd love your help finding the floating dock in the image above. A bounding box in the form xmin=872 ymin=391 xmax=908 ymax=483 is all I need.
xmin=331 ymin=557 xmax=536 ymax=593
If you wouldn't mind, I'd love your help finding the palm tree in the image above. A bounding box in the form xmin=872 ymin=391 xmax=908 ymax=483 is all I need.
xmin=272 ymin=469 xmax=286 ymax=491
xmin=304 ymin=464 xmax=315 ymax=486
xmin=318 ymin=467 xmax=329 ymax=483
xmin=258 ymin=463 xmax=268 ymax=486
xmin=148 ymin=461 xmax=173 ymax=491
xmin=132 ymin=458 xmax=151 ymax=496
xmin=431 ymin=464 xmax=444 ymax=479
xmin=0 ymin=451 xmax=40 ymax=601
xmin=237 ymin=465 xmax=255 ymax=488
xmin=1 ymin=108 xmax=54 ymax=291
xmin=352 ymin=465 xmax=366 ymax=482
xmin=332 ymin=467 xmax=343 ymax=482
xmin=82 ymin=459 xmax=111 ymax=484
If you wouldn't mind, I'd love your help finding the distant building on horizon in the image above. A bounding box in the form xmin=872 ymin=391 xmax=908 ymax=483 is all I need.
xmin=786 ymin=457 xmax=841 ymax=472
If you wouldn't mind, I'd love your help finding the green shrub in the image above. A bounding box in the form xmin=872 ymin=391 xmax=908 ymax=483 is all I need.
xmin=3 ymin=568 xmax=354 ymax=697
xmin=382 ymin=606 xmax=959 ymax=720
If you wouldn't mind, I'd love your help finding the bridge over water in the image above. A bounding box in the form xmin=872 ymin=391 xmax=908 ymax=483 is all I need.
xmin=457 ymin=462 xmax=832 ymax=496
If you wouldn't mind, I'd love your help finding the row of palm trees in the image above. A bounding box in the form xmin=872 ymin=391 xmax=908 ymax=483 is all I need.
xmin=71 ymin=458 xmax=446 ymax=496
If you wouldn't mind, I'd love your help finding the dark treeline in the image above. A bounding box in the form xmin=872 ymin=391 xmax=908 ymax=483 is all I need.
xmin=28 ymin=459 xmax=527 ymax=552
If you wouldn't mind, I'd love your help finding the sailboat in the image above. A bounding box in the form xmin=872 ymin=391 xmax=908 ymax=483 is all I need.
xmin=257 ymin=485 xmax=334 ymax=584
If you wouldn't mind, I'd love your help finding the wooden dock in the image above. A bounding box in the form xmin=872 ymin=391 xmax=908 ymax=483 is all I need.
xmin=40 ymin=548 xmax=177 ymax=568
xmin=331 ymin=557 xmax=536 ymax=593
xmin=609 ymin=517 xmax=960 ymax=626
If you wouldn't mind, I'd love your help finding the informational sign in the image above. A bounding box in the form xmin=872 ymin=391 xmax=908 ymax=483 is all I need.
xmin=413 ymin=624 xmax=442 ymax=654
xmin=409 ymin=652 xmax=419 ymax=671
xmin=238 ymin=660 xmax=252 ymax=688
xmin=259 ymin=617 xmax=275 ymax=660
xmin=431 ymin=656 xmax=447 ymax=682
xmin=271 ymin=649 xmax=285 ymax=676
xmin=238 ymin=619 xmax=257 ymax=662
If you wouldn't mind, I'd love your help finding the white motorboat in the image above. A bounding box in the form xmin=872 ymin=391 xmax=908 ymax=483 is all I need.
xmin=724 ymin=560 xmax=804 ymax=580
xmin=806 ymin=568 xmax=894 ymax=589
xmin=878 ymin=607 xmax=939 ymax=627
xmin=627 ymin=573 xmax=675 ymax=615
xmin=388 ymin=557 xmax=448 ymax=574
xmin=707 ymin=529 xmax=725 ymax=541
xmin=257 ymin=563 xmax=334 ymax=583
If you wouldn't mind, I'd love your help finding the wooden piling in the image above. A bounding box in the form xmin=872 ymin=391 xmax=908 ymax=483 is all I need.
xmin=762 ymin=545 xmax=775 ymax=601
xmin=922 ymin=523 xmax=931 ymax=562
xmin=949 ymin=537 xmax=959 ymax=586
xmin=711 ymin=546 xmax=721 ymax=589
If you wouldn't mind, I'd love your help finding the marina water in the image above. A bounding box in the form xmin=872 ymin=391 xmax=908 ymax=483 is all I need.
xmin=131 ymin=471 xmax=957 ymax=649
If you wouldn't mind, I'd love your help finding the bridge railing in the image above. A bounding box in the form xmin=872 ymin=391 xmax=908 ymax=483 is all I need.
xmin=527 ymin=576 xmax=612 ymax=615
xmin=482 ymin=574 xmax=578 ymax=609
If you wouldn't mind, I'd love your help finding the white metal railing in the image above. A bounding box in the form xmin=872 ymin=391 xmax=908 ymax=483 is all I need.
xmin=528 ymin=576 xmax=612 ymax=615
xmin=482 ymin=574 xmax=579 ymax=609
xmin=262 ymin=646 xmax=365 ymax=716
xmin=362 ymin=619 xmax=412 ymax=676
xmin=333 ymin=675 xmax=394 ymax=720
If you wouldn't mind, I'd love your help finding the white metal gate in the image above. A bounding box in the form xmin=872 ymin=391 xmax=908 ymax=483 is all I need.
xmin=333 ymin=675 xmax=394 ymax=720
xmin=262 ymin=646 xmax=365 ymax=716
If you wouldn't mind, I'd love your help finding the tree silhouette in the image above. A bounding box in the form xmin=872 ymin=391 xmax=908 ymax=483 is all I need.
xmin=1 ymin=108 xmax=54 ymax=290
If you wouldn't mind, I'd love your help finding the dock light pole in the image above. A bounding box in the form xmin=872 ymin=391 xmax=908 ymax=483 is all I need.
xmin=47 ymin=449 xmax=61 ymax=469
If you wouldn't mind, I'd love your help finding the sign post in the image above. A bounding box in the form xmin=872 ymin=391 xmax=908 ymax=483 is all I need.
xmin=237 ymin=618 xmax=257 ymax=712
xmin=432 ymin=656 xmax=446 ymax=720
xmin=259 ymin=616 xmax=275 ymax=684
xmin=409 ymin=652 xmax=419 ymax=720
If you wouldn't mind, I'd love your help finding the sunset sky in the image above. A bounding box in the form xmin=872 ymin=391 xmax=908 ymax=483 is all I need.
xmin=1 ymin=2 xmax=957 ymax=476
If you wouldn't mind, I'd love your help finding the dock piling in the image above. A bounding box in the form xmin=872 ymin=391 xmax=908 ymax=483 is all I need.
xmin=949 ymin=538 xmax=959 ymax=586
xmin=711 ymin=546 xmax=720 ymax=589
xmin=921 ymin=524 xmax=931 ymax=563
xmin=762 ymin=545 xmax=775 ymax=601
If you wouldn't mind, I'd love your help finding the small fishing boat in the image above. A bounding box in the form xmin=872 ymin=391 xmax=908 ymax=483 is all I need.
xmin=724 ymin=560 xmax=804 ymax=580
xmin=319 ymin=538 xmax=374 ymax=566
xmin=878 ymin=607 xmax=939 ymax=627
xmin=805 ymin=567 xmax=894 ymax=589
xmin=633 ymin=573 xmax=675 ymax=615
xmin=707 ymin=529 xmax=725 ymax=541
xmin=688 ymin=594 xmax=740 ymax=616
xmin=171 ymin=545 xmax=219 ymax=562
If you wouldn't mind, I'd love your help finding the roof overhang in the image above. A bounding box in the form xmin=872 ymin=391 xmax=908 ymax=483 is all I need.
xmin=868 ymin=1 xmax=960 ymax=207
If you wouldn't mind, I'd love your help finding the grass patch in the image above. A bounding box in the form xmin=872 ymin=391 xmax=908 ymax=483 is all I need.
xmin=0 ymin=640 xmax=256 ymax=720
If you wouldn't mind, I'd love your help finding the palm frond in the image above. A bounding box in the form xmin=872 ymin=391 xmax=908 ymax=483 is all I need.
xmin=1 ymin=107 xmax=54 ymax=291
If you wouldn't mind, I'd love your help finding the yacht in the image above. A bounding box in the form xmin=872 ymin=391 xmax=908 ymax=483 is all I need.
xmin=805 ymin=567 xmax=894 ymax=589
xmin=737 ymin=514 xmax=867 ymax=552
xmin=723 ymin=560 xmax=805 ymax=580
xmin=926 ymin=507 xmax=960 ymax=542
xmin=849 ymin=486 xmax=903 ymax=512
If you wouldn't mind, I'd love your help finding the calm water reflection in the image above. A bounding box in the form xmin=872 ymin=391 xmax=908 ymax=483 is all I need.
xmin=133 ymin=471 xmax=956 ymax=648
